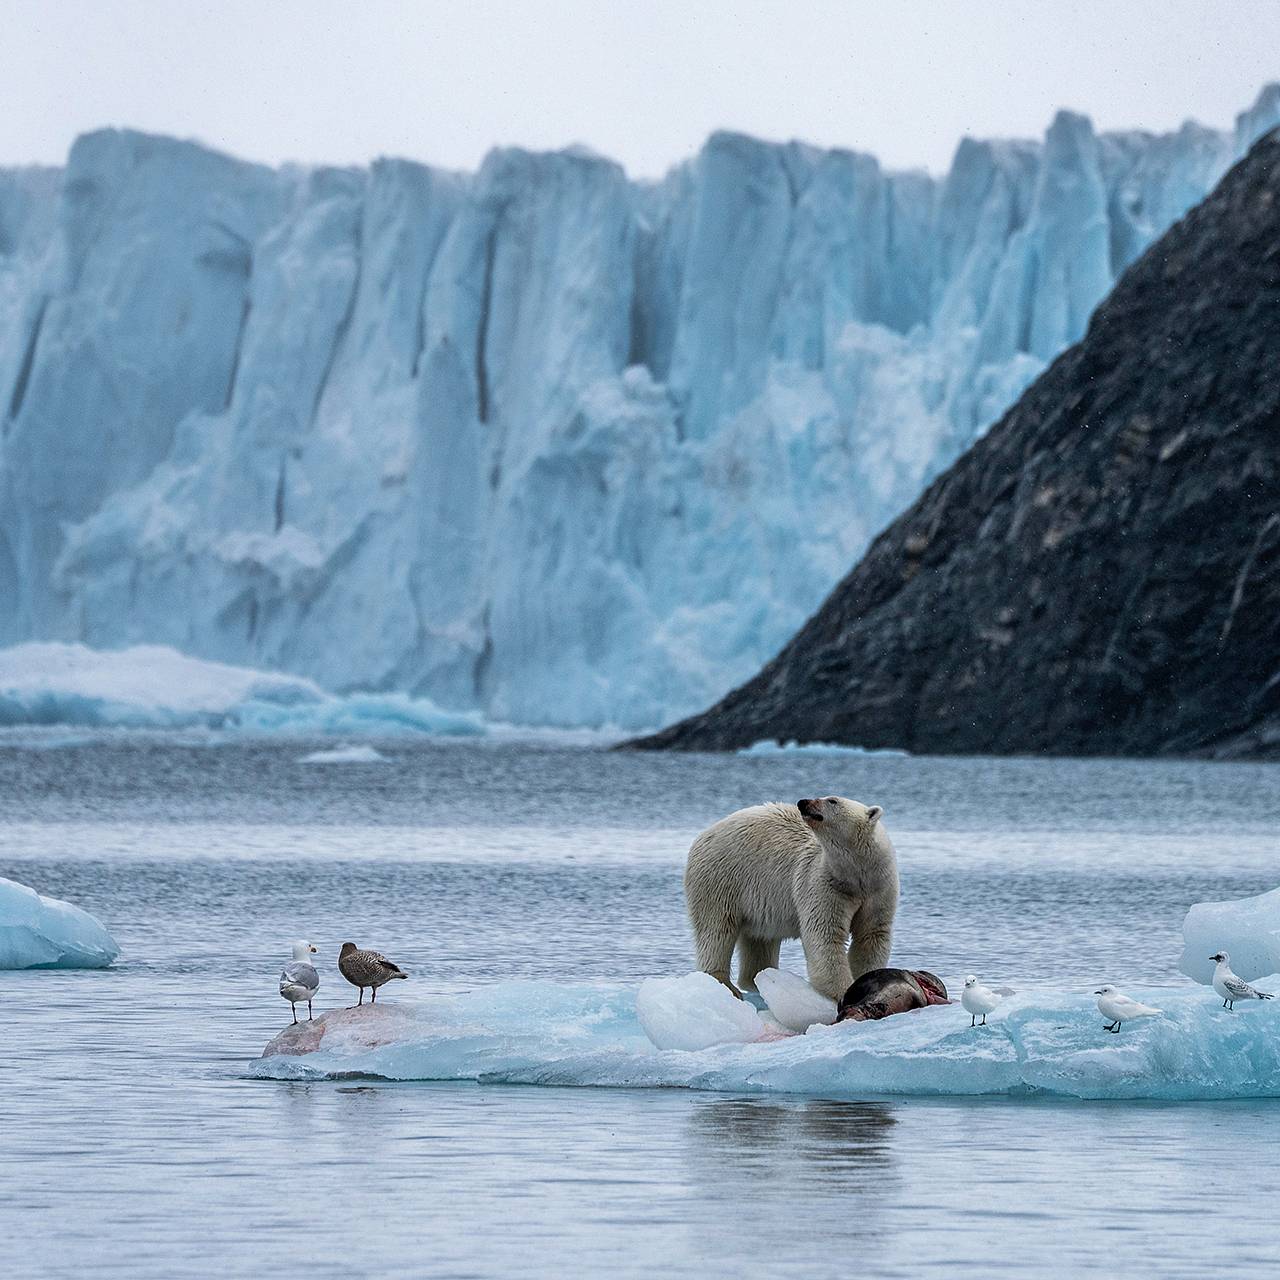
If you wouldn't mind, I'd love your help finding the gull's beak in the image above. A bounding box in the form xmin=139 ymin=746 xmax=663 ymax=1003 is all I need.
xmin=1095 ymin=989 xmax=1104 ymax=995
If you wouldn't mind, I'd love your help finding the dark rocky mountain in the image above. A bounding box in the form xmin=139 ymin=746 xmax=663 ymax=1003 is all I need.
xmin=632 ymin=133 xmax=1280 ymax=759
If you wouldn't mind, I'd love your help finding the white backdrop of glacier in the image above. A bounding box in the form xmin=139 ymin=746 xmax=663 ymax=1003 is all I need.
xmin=1 ymin=88 xmax=1278 ymax=729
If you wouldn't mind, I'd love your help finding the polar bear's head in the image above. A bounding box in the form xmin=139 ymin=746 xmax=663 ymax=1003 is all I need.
xmin=796 ymin=796 xmax=883 ymax=849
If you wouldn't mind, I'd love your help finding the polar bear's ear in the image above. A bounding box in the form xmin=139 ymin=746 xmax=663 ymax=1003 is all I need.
xmin=865 ymin=805 xmax=883 ymax=825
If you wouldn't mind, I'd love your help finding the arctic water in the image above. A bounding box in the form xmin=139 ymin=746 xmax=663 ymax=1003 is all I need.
xmin=4 ymin=736 xmax=1280 ymax=1278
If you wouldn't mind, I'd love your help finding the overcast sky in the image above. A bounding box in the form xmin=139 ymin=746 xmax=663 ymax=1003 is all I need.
xmin=4 ymin=2 xmax=1278 ymax=177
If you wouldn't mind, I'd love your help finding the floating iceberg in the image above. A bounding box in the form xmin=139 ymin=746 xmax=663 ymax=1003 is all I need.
xmin=1180 ymin=887 xmax=1280 ymax=985
xmin=0 ymin=643 xmax=484 ymax=737
xmin=0 ymin=876 xmax=120 ymax=969
xmin=251 ymin=973 xmax=1280 ymax=1100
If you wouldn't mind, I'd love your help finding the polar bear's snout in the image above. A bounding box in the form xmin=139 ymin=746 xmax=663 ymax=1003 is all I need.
xmin=797 ymin=797 xmax=823 ymax=824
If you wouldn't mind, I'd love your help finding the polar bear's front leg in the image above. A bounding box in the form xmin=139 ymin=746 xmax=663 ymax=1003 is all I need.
xmin=800 ymin=921 xmax=855 ymax=1001
xmin=848 ymin=900 xmax=893 ymax=981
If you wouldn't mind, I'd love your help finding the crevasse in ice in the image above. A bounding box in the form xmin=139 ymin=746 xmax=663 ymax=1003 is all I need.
xmin=2 ymin=89 xmax=1279 ymax=729
xmin=251 ymin=970 xmax=1280 ymax=1101
xmin=0 ymin=876 xmax=120 ymax=969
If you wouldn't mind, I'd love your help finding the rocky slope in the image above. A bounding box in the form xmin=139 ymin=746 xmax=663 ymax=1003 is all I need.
xmin=2 ymin=90 xmax=1279 ymax=728
xmin=633 ymin=132 xmax=1280 ymax=758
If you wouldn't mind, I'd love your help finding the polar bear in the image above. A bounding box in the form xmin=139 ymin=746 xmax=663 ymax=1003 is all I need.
xmin=684 ymin=796 xmax=899 ymax=1001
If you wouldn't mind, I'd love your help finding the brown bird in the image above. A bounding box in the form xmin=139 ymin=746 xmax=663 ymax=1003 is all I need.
xmin=338 ymin=942 xmax=408 ymax=1006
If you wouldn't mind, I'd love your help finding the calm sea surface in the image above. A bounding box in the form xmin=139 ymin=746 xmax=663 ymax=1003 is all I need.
xmin=3 ymin=736 xmax=1280 ymax=1278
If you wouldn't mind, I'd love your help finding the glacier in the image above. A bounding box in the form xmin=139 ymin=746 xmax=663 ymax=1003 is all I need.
xmin=0 ymin=875 xmax=119 ymax=968
xmin=251 ymin=973 xmax=1280 ymax=1100
xmin=3 ymin=90 xmax=1279 ymax=729
xmin=0 ymin=641 xmax=483 ymax=735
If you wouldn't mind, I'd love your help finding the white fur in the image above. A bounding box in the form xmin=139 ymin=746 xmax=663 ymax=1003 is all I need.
xmin=683 ymin=797 xmax=899 ymax=1001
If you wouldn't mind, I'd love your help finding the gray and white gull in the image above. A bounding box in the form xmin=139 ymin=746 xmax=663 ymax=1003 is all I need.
xmin=279 ymin=940 xmax=320 ymax=1024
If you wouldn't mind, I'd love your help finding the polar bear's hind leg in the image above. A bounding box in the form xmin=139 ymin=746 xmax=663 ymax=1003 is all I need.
xmin=693 ymin=920 xmax=743 ymax=997
xmin=737 ymin=936 xmax=781 ymax=992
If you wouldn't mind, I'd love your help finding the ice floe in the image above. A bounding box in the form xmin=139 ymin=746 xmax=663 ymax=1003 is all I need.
xmin=0 ymin=876 xmax=120 ymax=969
xmin=250 ymin=972 xmax=1280 ymax=1100
xmin=738 ymin=740 xmax=908 ymax=757
xmin=297 ymin=744 xmax=391 ymax=764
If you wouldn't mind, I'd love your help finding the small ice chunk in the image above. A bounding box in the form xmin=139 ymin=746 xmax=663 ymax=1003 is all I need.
xmin=1181 ymin=886 xmax=1280 ymax=984
xmin=298 ymin=744 xmax=389 ymax=764
xmin=738 ymin=740 xmax=908 ymax=757
xmin=635 ymin=972 xmax=765 ymax=1050
xmin=755 ymin=967 xmax=839 ymax=1032
xmin=0 ymin=876 xmax=120 ymax=969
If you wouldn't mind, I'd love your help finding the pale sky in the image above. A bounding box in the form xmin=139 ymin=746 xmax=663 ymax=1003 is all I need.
xmin=3 ymin=1 xmax=1278 ymax=178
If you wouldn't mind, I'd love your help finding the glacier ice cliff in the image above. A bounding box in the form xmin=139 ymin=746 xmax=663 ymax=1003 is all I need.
xmin=0 ymin=875 xmax=119 ymax=968
xmin=2 ymin=90 xmax=1278 ymax=729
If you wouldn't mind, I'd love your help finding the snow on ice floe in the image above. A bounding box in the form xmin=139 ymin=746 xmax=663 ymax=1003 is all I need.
xmin=0 ymin=876 xmax=119 ymax=969
xmin=738 ymin=740 xmax=909 ymax=758
xmin=250 ymin=972 xmax=1280 ymax=1100
xmin=297 ymin=744 xmax=390 ymax=764
xmin=0 ymin=643 xmax=484 ymax=737
xmin=1181 ymin=887 xmax=1280 ymax=985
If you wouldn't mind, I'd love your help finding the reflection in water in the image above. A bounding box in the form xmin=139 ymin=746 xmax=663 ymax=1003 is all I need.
xmin=684 ymin=1097 xmax=901 ymax=1257
xmin=689 ymin=1097 xmax=897 ymax=1168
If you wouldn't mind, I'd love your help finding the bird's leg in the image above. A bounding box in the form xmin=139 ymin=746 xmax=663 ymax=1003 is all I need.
xmin=308 ymin=999 xmax=313 ymax=1020
xmin=371 ymin=987 xmax=377 ymax=1004
xmin=981 ymin=1014 xmax=987 ymax=1026
xmin=292 ymin=1004 xmax=298 ymax=1025
xmin=970 ymin=1015 xmax=976 ymax=1027
xmin=358 ymin=988 xmax=364 ymax=1006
